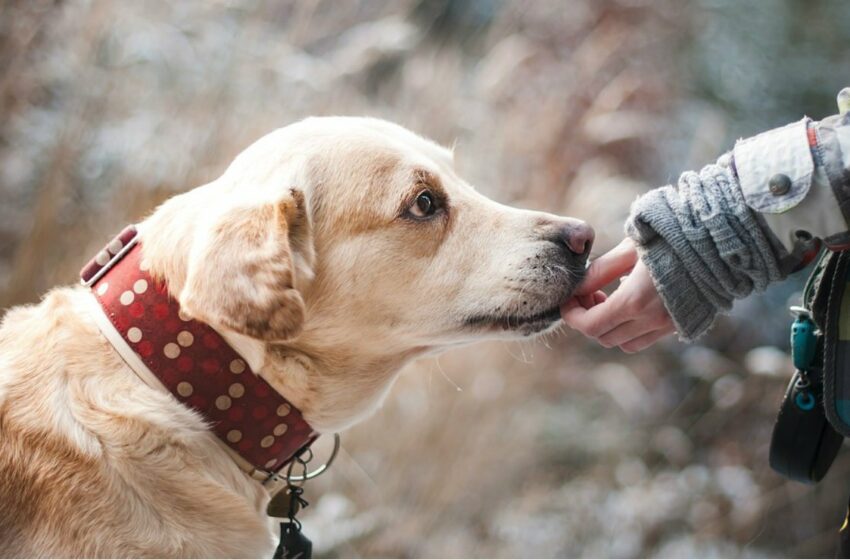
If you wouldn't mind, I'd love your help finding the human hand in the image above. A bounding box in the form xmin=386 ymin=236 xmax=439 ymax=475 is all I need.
xmin=561 ymin=238 xmax=676 ymax=353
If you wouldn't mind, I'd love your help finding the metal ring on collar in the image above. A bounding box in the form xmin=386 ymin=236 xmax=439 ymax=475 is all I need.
xmin=286 ymin=433 xmax=341 ymax=482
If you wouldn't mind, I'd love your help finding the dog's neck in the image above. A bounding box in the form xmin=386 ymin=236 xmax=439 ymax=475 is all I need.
xmin=204 ymin=322 xmax=421 ymax=432
xmin=265 ymin=339 xmax=421 ymax=432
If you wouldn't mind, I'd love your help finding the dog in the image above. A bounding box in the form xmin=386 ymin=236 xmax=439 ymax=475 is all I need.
xmin=0 ymin=117 xmax=593 ymax=557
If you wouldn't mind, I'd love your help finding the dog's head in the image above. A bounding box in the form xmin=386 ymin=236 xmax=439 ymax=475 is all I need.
xmin=142 ymin=117 xmax=592 ymax=427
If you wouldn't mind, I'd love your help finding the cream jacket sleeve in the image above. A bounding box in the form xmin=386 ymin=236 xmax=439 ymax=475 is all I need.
xmin=734 ymin=88 xmax=850 ymax=254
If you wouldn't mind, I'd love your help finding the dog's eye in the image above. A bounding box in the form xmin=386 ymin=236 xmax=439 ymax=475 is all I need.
xmin=409 ymin=190 xmax=438 ymax=218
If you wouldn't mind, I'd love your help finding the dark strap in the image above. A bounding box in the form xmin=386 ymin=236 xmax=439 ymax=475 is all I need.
xmin=809 ymin=249 xmax=838 ymax=329
xmin=821 ymin=251 xmax=850 ymax=437
xmin=789 ymin=249 xmax=850 ymax=553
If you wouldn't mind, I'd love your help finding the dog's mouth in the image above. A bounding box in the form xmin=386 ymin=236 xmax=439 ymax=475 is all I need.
xmin=463 ymin=305 xmax=563 ymax=335
xmin=460 ymin=262 xmax=585 ymax=336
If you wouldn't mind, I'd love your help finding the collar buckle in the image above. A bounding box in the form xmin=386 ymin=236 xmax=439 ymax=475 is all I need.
xmin=80 ymin=225 xmax=139 ymax=287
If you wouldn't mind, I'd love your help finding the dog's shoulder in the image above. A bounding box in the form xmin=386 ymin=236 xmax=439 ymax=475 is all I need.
xmin=0 ymin=288 xmax=274 ymax=557
xmin=0 ymin=288 xmax=110 ymax=555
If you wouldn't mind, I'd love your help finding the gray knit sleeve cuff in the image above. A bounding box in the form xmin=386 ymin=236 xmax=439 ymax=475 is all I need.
xmin=625 ymin=157 xmax=788 ymax=342
xmin=633 ymin=235 xmax=719 ymax=341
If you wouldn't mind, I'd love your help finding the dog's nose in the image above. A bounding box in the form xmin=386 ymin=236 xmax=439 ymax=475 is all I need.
xmin=558 ymin=220 xmax=595 ymax=257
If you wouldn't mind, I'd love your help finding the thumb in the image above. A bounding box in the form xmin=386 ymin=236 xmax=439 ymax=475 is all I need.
xmin=574 ymin=238 xmax=638 ymax=296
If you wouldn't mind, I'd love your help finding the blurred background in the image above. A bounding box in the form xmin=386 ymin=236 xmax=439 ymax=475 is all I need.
xmin=2 ymin=0 xmax=850 ymax=556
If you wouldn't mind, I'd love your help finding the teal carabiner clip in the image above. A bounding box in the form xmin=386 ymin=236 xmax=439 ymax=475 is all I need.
xmin=790 ymin=306 xmax=818 ymax=371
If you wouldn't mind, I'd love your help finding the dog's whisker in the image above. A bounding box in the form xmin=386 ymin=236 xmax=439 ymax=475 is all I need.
xmin=433 ymin=357 xmax=462 ymax=393
xmin=501 ymin=340 xmax=526 ymax=364
xmin=503 ymin=338 xmax=534 ymax=365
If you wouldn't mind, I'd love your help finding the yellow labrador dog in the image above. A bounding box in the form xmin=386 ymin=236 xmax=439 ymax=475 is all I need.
xmin=0 ymin=117 xmax=593 ymax=557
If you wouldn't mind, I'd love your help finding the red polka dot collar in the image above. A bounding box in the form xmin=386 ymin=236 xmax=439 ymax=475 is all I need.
xmin=81 ymin=225 xmax=317 ymax=482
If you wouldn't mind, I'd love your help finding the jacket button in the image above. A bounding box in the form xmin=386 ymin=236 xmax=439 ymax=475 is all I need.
xmin=769 ymin=174 xmax=792 ymax=196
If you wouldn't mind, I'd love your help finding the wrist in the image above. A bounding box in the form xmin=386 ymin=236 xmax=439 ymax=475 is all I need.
xmin=633 ymin=238 xmax=718 ymax=342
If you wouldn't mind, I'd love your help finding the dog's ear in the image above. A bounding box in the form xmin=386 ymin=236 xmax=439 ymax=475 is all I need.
xmin=179 ymin=188 xmax=313 ymax=341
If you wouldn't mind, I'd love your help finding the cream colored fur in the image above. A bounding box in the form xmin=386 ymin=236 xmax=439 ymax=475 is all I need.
xmin=0 ymin=117 xmax=590 ymax=557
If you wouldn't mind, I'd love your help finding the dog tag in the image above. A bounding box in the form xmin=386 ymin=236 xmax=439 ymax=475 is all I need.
xmin=274 ymin=522 xmax=312 ymax=559
xmin=267 ymin=489 xmax=300 ymax=518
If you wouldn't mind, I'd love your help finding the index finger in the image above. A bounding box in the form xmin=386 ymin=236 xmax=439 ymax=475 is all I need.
xmin=575 ymin=238 xmax=638 ymax=296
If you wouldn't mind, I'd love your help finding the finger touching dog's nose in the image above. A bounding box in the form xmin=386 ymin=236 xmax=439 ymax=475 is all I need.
xmin=560 ymin=221 xmax=595 ymax=256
